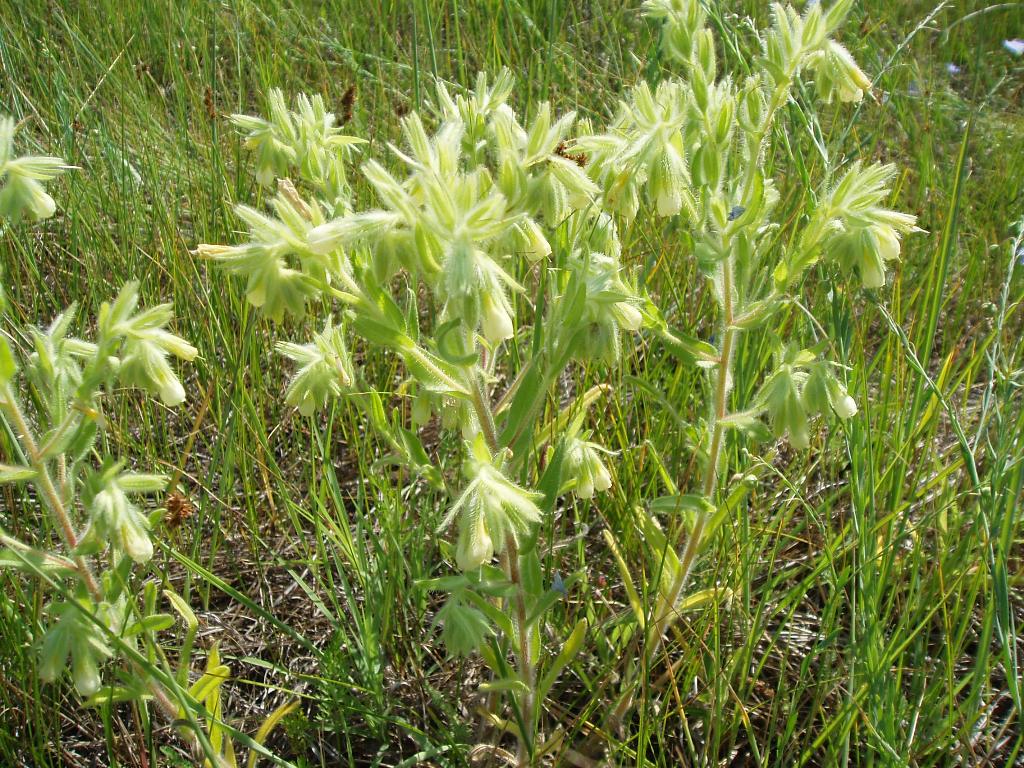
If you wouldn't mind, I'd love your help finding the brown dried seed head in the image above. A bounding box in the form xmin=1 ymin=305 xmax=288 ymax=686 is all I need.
xmin=204 ymin=86 xmax=216 ymax=120
xmin=341 ymin=84 xmax=357 ymax=123
xmin=165 ymin=492 xmax=194 ymax=529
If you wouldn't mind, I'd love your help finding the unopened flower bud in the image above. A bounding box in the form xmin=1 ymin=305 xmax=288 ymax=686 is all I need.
xmin=650 ymin=146 xmax=687 ymax=217
xmin=441 ymin=398 xmax=462 ymax=431
xmin=118 ymin=339 xmax=190 ymax=407
xmin=456 ymin=510 xmax=493 ymax=571
xmin=521 ymin=217 xmax=552 ymax=261
xmin=566 ymin=437 xmax=613 ymax=498
xmin=412 ymin=390 xmax=434 ymax=427
xmin=86 ymin=479 xmax=154 ymax=564
xmin=813 ymin=41 xmax=872 ymax=104
xmin=481 ymin=290 xmax=514 ymax=343
xmin=613 ymin=301 xmax=643 ymax=332
xmin=826 ymin=377 xmax=858 ymax=419
xmin=72 ymin=649 xmax=102 ymax=697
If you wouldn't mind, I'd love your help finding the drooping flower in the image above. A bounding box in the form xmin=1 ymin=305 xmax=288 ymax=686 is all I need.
xmin=38 ymin=597 xmax=113 ymax=696
xmin=440 ymin=435 xmax=543 ymax=571
xmin=102 ymin=284 xmax=198 ymax=405
xmin=565 ymin=433 xmax=614 ymax=499
xmin=820 ymin=162 xmax=919 ymax=288
xmin=79 ymin=462 xmax=167 ymax=564
xmin=808 ymin=40 xmax=872 ymax=104
xmin=801 ymin=361 xmax=858 ymax=420
xmin=276 ymin=319 xmax=354 ymax=416
xmin=754 ymin=346 xmax=859 ymax=450
xmin=0 ymin=116 xmax=70 ymax=223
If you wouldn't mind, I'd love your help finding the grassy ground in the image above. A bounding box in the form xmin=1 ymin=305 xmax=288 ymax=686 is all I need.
xmin=2 ymin=0 xmax=1024 ymax=765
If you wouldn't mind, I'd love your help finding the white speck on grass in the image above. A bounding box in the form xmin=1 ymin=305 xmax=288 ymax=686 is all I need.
xmin=1004 ymin=39 xmax=1024 ymax=56
xmin=946 ymin=63 xmax=961 ymax=75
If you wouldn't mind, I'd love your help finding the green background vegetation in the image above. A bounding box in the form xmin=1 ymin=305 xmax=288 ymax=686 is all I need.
xmin=1 ymin=0 xmax=1023 ymax=765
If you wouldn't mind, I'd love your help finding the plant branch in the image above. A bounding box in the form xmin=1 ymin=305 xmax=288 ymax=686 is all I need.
xmin=1 ymin=386 xmax=102 ymax=599
xmin=605 ymin=251 xmax=739 ymax=736
xmin=651 ymin=251 xmax=736 ymax=654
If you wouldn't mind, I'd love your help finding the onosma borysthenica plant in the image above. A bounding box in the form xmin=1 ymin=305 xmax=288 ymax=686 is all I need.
xmin=0 ymin=117 xmax=298 ymax=767
xmin=202 ymin=0 xmax=917 ymax=762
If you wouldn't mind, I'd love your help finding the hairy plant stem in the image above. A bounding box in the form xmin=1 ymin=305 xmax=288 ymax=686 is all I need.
xmin=469 ymin=368 xmax=535 ymax=765
xmin=600 ymin=71 xmax=795 ymax=745
xmin=505 ymin=535 xmax=535 ymax=765
xmin=741 ymin=74 xmax=794 ymax=202
xmin=471 ymin=374 xmax=501 ymax=458
xmin=1 ymin=386 xmax=102 ymax=599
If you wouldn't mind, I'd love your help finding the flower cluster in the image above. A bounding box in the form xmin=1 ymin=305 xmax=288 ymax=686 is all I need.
xmin=196 ymin=186 xmax=333 ymax=322
xmin=819 ymin=162 xmax=920 ymax=288
xmin=565 ymin=429 xmax=614 ymax=499
xmin=206 ymin=72 xmax=651 ymax=756
xmin=0 ymin=116 xmax=71 ymax=315
xmin=231 ymin=89 xmax=365 ymax=211
xmin=754 ymin=345 xmax=857 ymax=450
xmin=277 ymin=319 xmax=354 ymax=416
xmin=104 ymin=286 xmax=199 ymax=406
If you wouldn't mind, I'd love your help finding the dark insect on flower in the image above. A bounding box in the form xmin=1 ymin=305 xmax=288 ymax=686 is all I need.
xmin=728 ymin=205 xmax=746 ymax=222
xmin=165 ymin=491 xmax=194 ymax=529
xmin=204 ymin=86 xmax=216 ymax=120
xmin=340 ymin=84 xmax=357 ymax=124
xmin=554 ymin=140 xmax=588 ymax=168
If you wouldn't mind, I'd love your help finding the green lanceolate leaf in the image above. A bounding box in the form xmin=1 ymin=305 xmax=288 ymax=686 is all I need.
xmin=0 ymin=464 xmax=36 ymax=483
xmin=603 ymin=530 xmax=645 ymax=628
xmin=0 ymin=335 xmax=17 ymax=384
xmin=537 ymin=618 xmax=587 ymax=700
